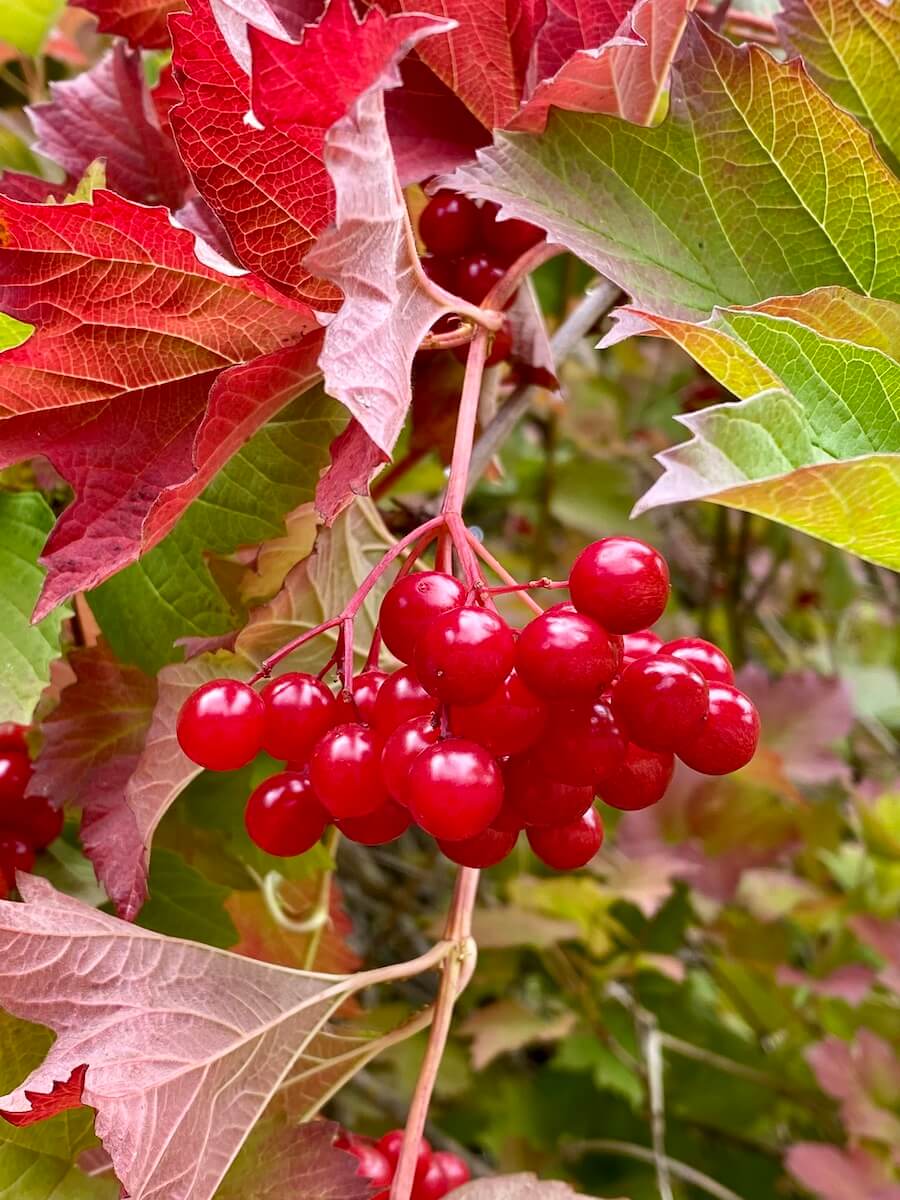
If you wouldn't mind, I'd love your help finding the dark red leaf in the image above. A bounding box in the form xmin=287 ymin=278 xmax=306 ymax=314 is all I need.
xmin=0 ymin=1064 xmax=88 ymax=1127
xmin=74 ymin=0 xmax=188 ymax=48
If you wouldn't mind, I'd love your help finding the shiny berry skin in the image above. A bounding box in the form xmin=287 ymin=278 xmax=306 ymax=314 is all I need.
xmin=16 ymin=794 xmax=64 ymax=849
xmin=336 ymin=799 xmax=411 ymax=845
xmin=612 ymin=654 xmax=708 ymax=753
xmin=347 ymin=670 xmax=388 ymax=725
xmin=381 ymin=715 xmax=441 ymax=802
xmin=453 ymin=320 xmax=513 ymax=367
xmin=515 ymin=609 xmax=619 ymax=701
xmin=622 ymin=629 xmax=663 ymax=663
xmin=415 ymin=607 xmax=516 ymax=705
xmin=344 ymin=1138 xmax=393 ymax=1187
xmin=0 ymin=832 xmax=36 ymax=888
xmin=176 ymin=679 xmax=265 ymax=770
xmin=438 ymin=824 xmax=517 ymax=868
xmin=677 ymin=684 xmax=760 ymax=775
xmin=421 ymin=253 xmax=456 ymax=292
xmin=379 ymin=1130 xmax=432 ymax=1178
xmin=662 ymin=637 xmax=734 ymax=685
xmin=532 ymin=700 xmax=626 ymax=786
xmin=595 ymin=744 xmax=674 ymax=810
xmin=432 ymin=1152 xmax=471 ymax=1191
xmin=414 ymin=1158 xmax=450 ymax=1200
xmin=0 ymin=750 xmax=31 ymax=808
xmin=527 ymin=807 xmax=603 ymax=870
xmin=372 ymin=667 xmax=436 ymax=733
xmin=569 ymin=537 xmax=670 ymax=634
xmin=0 ymin=723 xmax=27 ymax=753
xmin=244 ymin=772 xmax=330 ymax=856
xmin=493 ymin=796 xmax=527 ymax=833
xmin=504 ymin=754 xmax=594 ymax=827
xmin=454 ymin=253 xmax=505 ymax=304
xmin=407 ymin=739 xmax=503 ymax=840
xmin=260 ymin=672 xmax=338 ymax=760
xmin=379 ymin=571 xmax=467 ymax=664
xmin=310 ymin=724 xmax=389 ymax=818
xmin=450 ymin=669 xmax=547 ymax=756
xmin=478 ymin=201 xmax=545 ymax=265
xmin=419 ymin=190 xmax=479 ymax=256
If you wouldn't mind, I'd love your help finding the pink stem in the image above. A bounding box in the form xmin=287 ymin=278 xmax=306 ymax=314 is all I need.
xmin=442 ymin=328 xmax=489 ymax=517
xmin=479 ymin=578 xmax=568 ymax=597
xmin=466 ymin=534 xmax=544 ymax=615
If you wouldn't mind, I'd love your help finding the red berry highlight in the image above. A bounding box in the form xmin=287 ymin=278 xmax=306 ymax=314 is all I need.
xmin=407 ymin=739 xmax=503 ymax=840
xmin=0 ymin=750 xmax=31 ymax=810
xmin=432 ymin=1152 xmax=471 ymax=1190
xmin=419 ymin=190 xmax=478 ymax=256
xmin=515 ymin=608 xmax=619 ymax=700
xmin=662 ymin=637 xmax=734 ymax=685
xmin=381 ymin=715 xmax=441 ymax=803
xmin=336 ymin=799 xmax=411 ymax=845
xmin=595 ymin=744 xmax=674 ymax=811
xmin=416 ymin=606 xmax=516 ymax=705
xmin=622 ymin=629 xmax=663 ymax=663
xmin=450 ymin=669 xmax=547 ymax=757
xmin=379 ymin=572 xmax=467 ymax=664
xmin=177 ymin=679 xmax=265 ymax=771
xmin=244 ymin=771 xmax=329 ymax=856
xmin=569 ymin=536 xmax=670 ymax=633
xmin=347 ymin=670 xmax=388 ymax=725
xmin=612 ymin=654 xmax=709 ymax=753
xmin=260 ymin=672 xmax=338 ymax=761
xmin=372 ymin=667 xmax=436 ymax=734
xmin=0 ymin=723 xmax=27 ymax=753
xmin=531 ymin=700 xmax=626 ymax=786
xmin=414 ymin=1158 xmax=450 ymax=1200
xmin=454 ymin=252 xmax=505 ymax=304
xmin=527 ymin=807 xmax=603 ymax=870
xmin=677 ymin=684 xmax=760 ymax=775
xmin=310 ymin=724 xmax=389 ymax=818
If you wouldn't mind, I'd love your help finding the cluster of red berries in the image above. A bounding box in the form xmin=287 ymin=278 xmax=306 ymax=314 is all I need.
xmin=0 ymin=724 xmax=63 ymax=897
xmin=177 ymin=536 xmax=760 ymax=873
xmin=419 ymin=190 xmax=544 ymax=365
xmin=337 ymin=1128 xmax=470 ymax=1200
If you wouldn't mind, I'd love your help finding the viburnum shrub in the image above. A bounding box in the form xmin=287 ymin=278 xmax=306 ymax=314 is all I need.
xmin=0 ymin=0 xmax=896 ymax=1198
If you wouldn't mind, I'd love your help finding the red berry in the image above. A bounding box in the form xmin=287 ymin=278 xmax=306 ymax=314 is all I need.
xmin=378 ymin=1130 xmax=432 ymax=1177
xmin=0 ymin=750 xmax=31 ymax=809
xmin=454 ymin=253 xmax=505 ymax=304
xmin=478 ymin=201 xmax=544 ymax=265
xmin=381 ymin=715 xmax=441 ymax=803
xmin=260 ymin=672 xmax=338 ymax=761
xmin=515 ymin=608 xmax=619 ymax=701
xmin=677 ymin=684 xmax=759 ymax=775
xmin=569 ymin=537 xmax=670 ymax=633
xmin=414 ymin=1158 xmax=450 ymax=1200
xmin=16 ymin=794 xmax=64 ymax=850
xmin=347 ymin=670 xmax=389 ymax=725
xmin=492 ymin=796 xmax=527 ymax=833
xmin=415 ymin=607 xmax=515 ymax=705
xmin=595 ymin=744 xmax=674 ymax=810
xmin=527 ymin=807 xmax=603 ymax=870
xmin=0 ymin=723 xmax=27 ymax=753
xmin=345 ymin=1138 xmax=393 ymax=1187
xmin=310 ymin=724 xmax=389 ymax=818
xmin=622 ymin=630 xmax=663 ymax=663
xmin=176 ymin=679 xmax=265 ymax=771
xmin=504 ymin=754 xmax=593 ymax=827
xmin=531 ymin=700 xmax=626 ymax=786
xmin=419 ymin=190 xmax=479 ymax=256
xmin=612 ymin=654 xmax=709 ymax=753
xmin=450 ymin=669 xmax=547 ymax=757
xmin=432 ymin=1152 xmax=471 ymax=1190
xmin=372 ymin=667 xmax=436 ymax=733
xmin=438 ymin=824 xmax=517 ymax=868
xmin=0 ymin=832 xmax=35 ymax=888
xmin=407 ymin=739 xmax=503 ymax=840
xmin=453 ymin=320 xmax=513 ymax=367
xmin=421 ymin=253 xmax=457 ymax=293
xmin=244 ymin=771 xmax=329 ymax=856
xmin=336 ymin=799 xmax=411 ymax=845
xmin=379 ymin=572 xmax=467 ymax=664
xmin=661 ymin=637 xmax=734 ymax=685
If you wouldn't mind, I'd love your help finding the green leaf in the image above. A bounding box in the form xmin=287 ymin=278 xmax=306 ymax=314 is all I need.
xmin=0 ymin=492 xmax=70 ymax=723
xmin=0 ymin=0 xmax=64 ymax=55
xmin=630 ymin=289 xmax=900 ymax=568
xmin=90 ymin=387 xmax=344 ymax=673
xmin=0 ymin=312 xmax=31 ymax=353
xmin=447 ymin=18 xmax=900 ymax=320
xmin=555 ymin=1033 xmax=644 ymax=1109
xmin=776 ymin=0 xmax=900 ymax=173
xmin=136 ymin=849 xmax=238 ymax=948
xmin=0 ymin=1147 xmax=117 ymax=1200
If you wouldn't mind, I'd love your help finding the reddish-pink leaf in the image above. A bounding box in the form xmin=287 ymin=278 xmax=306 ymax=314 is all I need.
xmin=29 ymin=42 xmax=191 ymax=209
xmin=787 ymin=1144 xmax=900 ymax=1200
xmin=776 ymin=964 xmax=874 ymax=1006
xmin=807 ymin=1032 xmax=900 ymax=1147
xmin=851 ymin=915 xmax=900 ymax=996
xmin=169 ymin=0 xmax=341 ymax=308
xmin=0 ymin=172 xmax=70 ymax=202
xmin=510 ymin=0 xmax=691 ymax=132
xmin=1 ymin=1064 xmax=89 ymax=1127
xmin=74 ymin=0 xmax=189 ymax=48
xmin=0 ymin=874 xmax=368 ymax=1200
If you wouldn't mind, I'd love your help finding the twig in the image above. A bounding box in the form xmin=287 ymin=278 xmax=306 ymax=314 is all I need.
xmin=302 ymin=826 xmax=342 ymax=970
xmin=638 ymin=1013 xmax=674 ymax=1200
xmin=565 ymin=1140 xmax=746 ymax=1200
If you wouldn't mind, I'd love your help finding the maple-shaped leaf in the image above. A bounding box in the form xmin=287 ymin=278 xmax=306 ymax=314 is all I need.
xmin=0 ymin=874 xmax=429 ymax=1200
xmin=0 ymin=190 xmax=321 ymax=616
xmin=29 ymin=42 xmax=191 ymax=208
xmin=74 ymin=0 xmax=189 ymax=48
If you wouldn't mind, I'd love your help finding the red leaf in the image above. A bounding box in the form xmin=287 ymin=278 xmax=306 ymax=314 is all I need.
xmin=29 ymin=43 xmax=191 ymax=209
xmin=787 ymin=1144 xmax=900 ymax=1200
xmin=1 ymin=1063 xmax=88 ymax=1127
xmin=170 ymin=0 xmax=341 ymax=307
xmin=74 ymin=0 xmax=189 ymax=48
xmin=0 ymin=172 xmax=70 ymax=202
xmin=851 ymin=915 xmax=900 ymax=996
